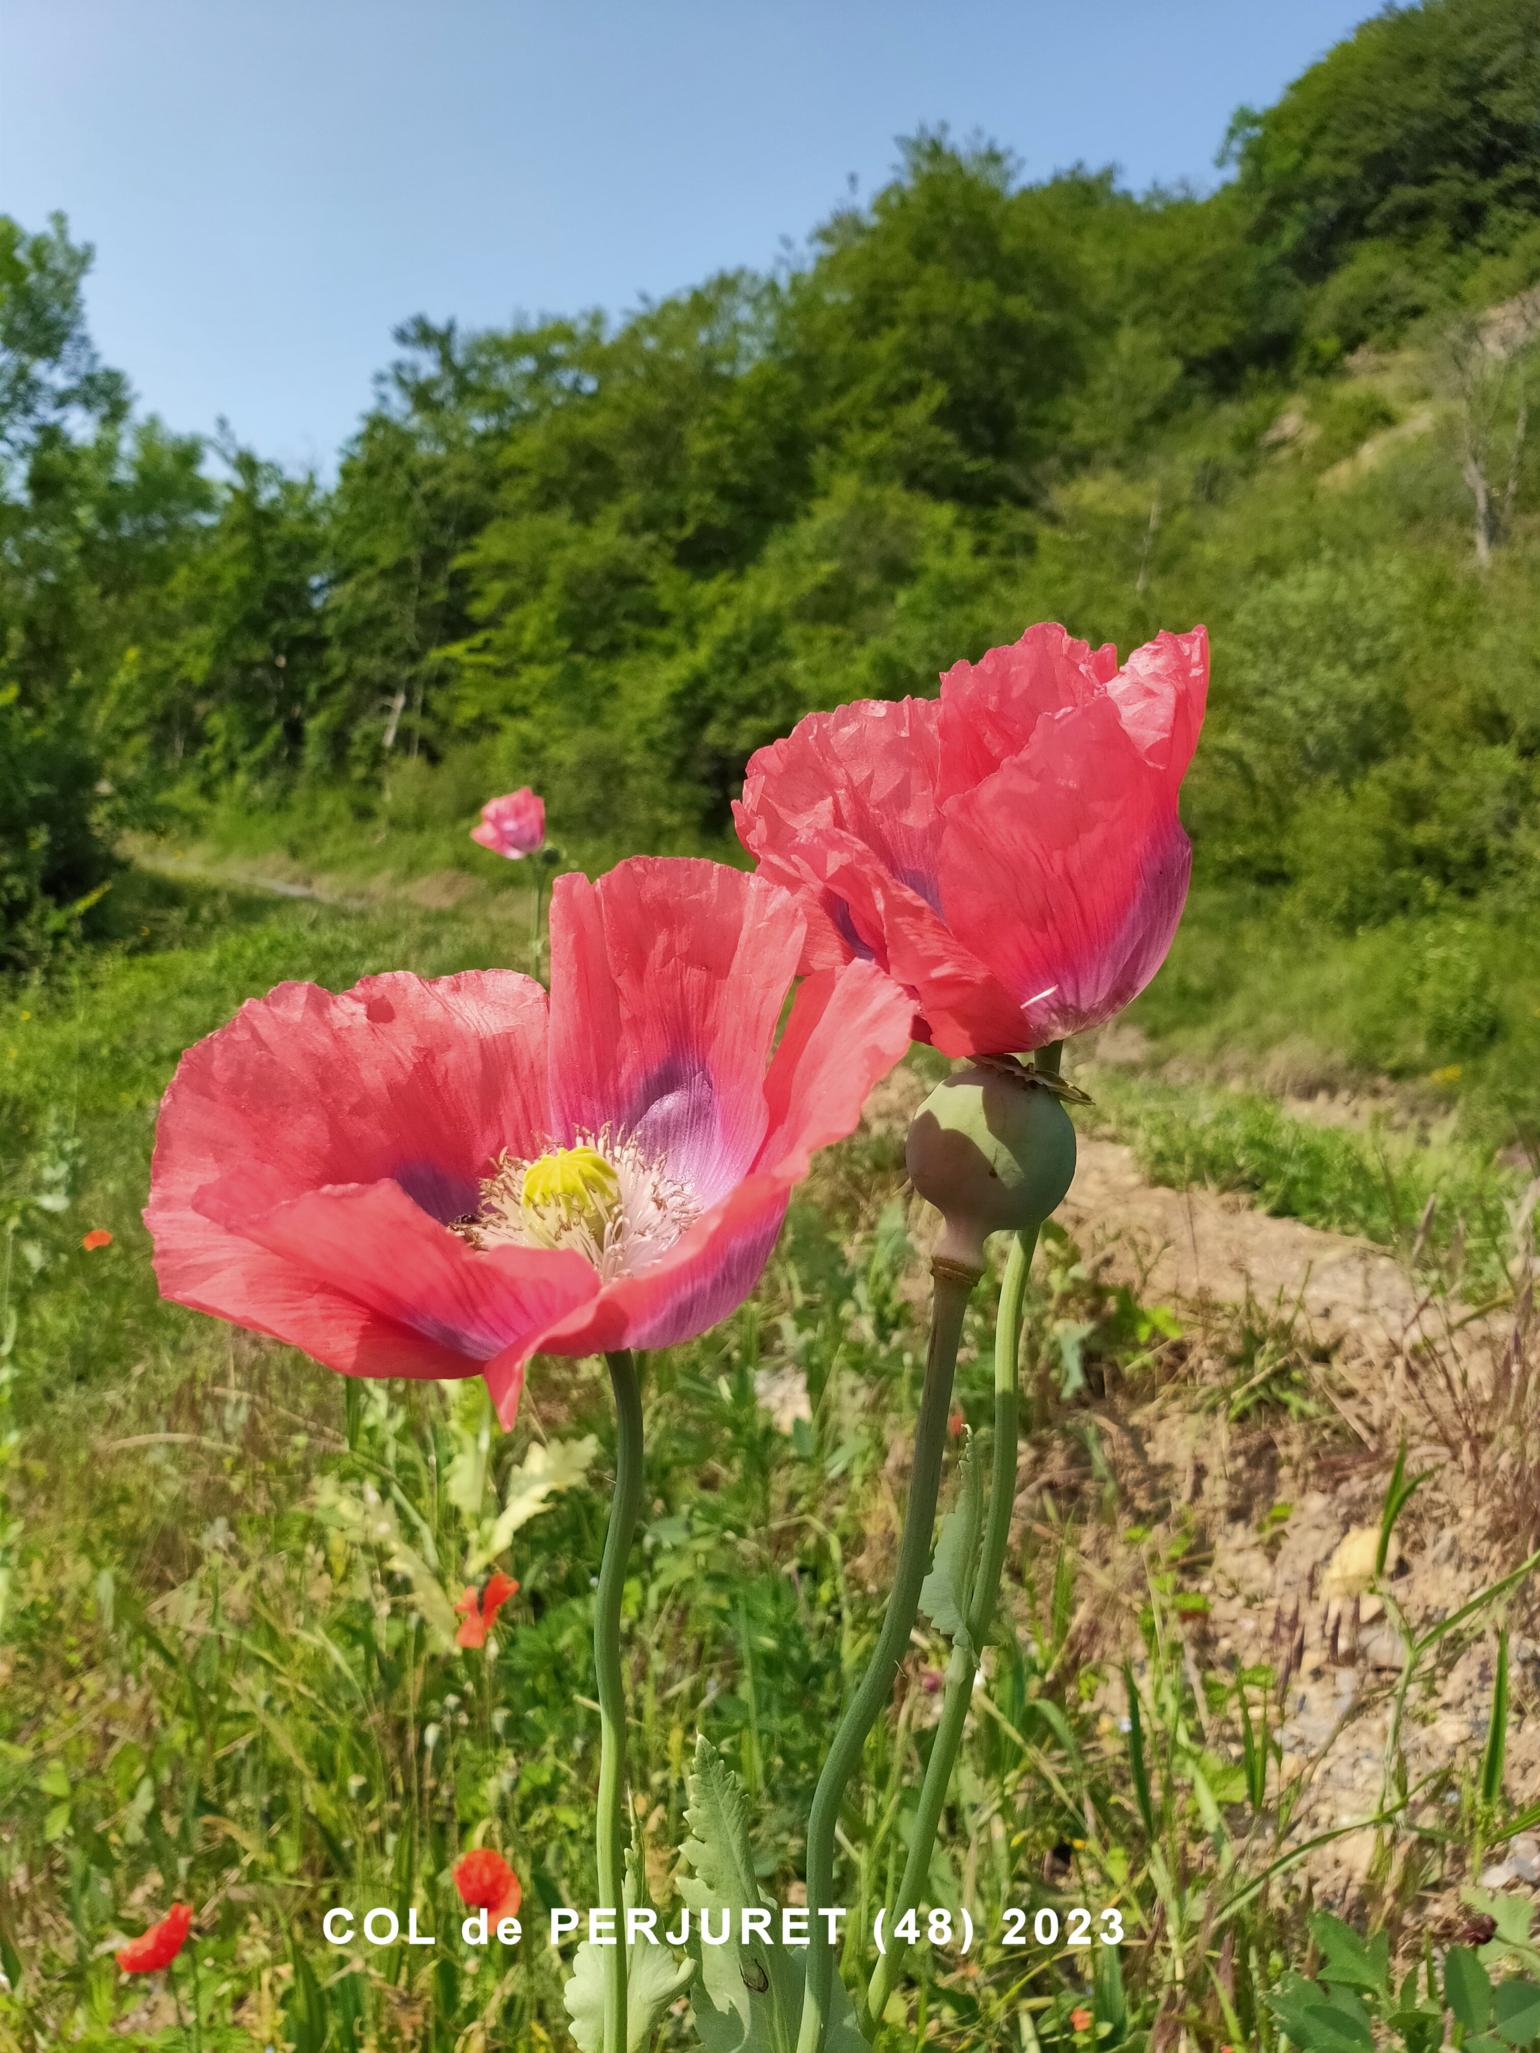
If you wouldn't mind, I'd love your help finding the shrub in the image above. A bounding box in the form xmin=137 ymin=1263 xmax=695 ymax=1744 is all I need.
xmin=1405 ymin=917 xmax=1502 ymax=1060
xmin=0 ymin=694 xmax=116 ymax=969
xmin=1304 ymin=240 xmax=1431 ymax=356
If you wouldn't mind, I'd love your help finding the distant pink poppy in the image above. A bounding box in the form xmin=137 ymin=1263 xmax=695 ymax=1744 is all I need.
xmin=472 ymin=788 xmax=546 ymax=861
xmin=145 ymin=859 xmax=911 ymax=1427
xmin=734 ymin=624 xmax=1208 ymax=1057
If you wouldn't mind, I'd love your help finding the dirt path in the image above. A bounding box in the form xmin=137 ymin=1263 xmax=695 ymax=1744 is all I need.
xmin=1060 ymin=1130 xmax=1451 ymax=1356
xmin=865 ymin=1063 xmax=1478 ymax=1362
xmin=133 ymin=845 xmax=487 ymax=915
xmin=857 ymin=1065 xmax=1538 ymax=1917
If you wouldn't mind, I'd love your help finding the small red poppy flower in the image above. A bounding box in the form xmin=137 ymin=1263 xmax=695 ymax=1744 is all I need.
xmin=455 ymin=1569 xmax=519 ymax=1648
xmin=472 ymin=788 xmax=546 ymax=861
xmin=115 ymin=1901 xmax=192 ymax=1974
xmin=1069 ymin=2006 xmax=1093 ymax=2032
xmin=453 ymin=1848 xmax=522 ymax=1923
xmin=81 ymin=1229 xmax=113 ymax=1251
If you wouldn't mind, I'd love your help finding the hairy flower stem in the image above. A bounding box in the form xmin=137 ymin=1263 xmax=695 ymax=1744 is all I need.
xmin=862 ymin=1224 xmax=1038 ymax=2031
xmin=595 ymin=1348 xmax=644 ymax=2053
xmin=795 ymin=1259 xmax=978 ymax=2053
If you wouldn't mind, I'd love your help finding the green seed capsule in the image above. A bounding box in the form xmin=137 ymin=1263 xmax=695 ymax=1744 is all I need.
xmin=906 ymin=1062 xmax=1077 ymax=1272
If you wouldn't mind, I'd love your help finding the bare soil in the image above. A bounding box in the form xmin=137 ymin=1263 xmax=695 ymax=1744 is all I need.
xmin=852 ymin=1060 xmax=1539 ymax=1918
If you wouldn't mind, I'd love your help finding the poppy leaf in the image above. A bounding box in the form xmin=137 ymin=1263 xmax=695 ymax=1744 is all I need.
xmin=1493 ymin=1976 xmax=1540 ymax=2044
xmin=563 ymin=1852 xmax=692 ymax=2053
xmin=919 ymin=1429 xmax=982 ymax=1647
xmin=679 ymin=1735 xmax=868 ymax=2051
xmin=476 ymin=1433 xmax=599 ymax=1569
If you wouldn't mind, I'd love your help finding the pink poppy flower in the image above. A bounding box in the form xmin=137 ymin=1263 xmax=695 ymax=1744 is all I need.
xmin=734 ymin=623 xmax=1208 ymax=1058
xmin=471 ymin=788 xmax=546 ymax=860
xmin=145 ymin=859 xmax=911 ymax=1427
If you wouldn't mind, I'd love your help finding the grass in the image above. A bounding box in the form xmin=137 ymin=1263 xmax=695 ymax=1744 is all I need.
xmin=139 ymin=746 xmax=719 ymax=909
xmin=1128 ymin=881 xmax=1540 ymax=1165
xmin=143 ymin=777 xmax=1540 ymax=1171
xmin=2 ymin=866 xmax=1537 ymax=2050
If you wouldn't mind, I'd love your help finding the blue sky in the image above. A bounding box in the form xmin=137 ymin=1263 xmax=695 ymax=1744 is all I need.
xmin=4 ymin=1 xmax=1379 ymax=471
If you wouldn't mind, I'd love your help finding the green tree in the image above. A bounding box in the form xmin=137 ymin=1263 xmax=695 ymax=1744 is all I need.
xmin=1227 ymin=0 xmax=1540 ymax=299
xmin=127 ymin=435 xmax=329 ymax=786
xmin=0 ymin=215 xmax=209 ymax=963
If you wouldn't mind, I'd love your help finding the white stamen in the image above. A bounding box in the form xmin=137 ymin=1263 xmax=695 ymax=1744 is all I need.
xmin=466 ymin=1128 xmax=699 ymax=1280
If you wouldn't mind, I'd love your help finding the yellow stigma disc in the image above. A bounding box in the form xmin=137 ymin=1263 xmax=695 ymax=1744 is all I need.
xmin=520 ymin=1145 xmax=622 ymax=1241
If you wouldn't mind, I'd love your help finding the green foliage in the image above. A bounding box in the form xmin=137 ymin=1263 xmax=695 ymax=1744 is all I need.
xmin=124 ymin=437 xmax=330 ymax=786
xmin=0 ymin=217 xmax=210 ymax=965
xmin=1304 ymin=241 xmax=1434 ymax=357
xmin=0 ymin=692 xmax=115 ymax=967
xmin=1227 ymin=0 xmax=1540 ymax=288
xmin=1269 ymin=1912 xmax=1540 ymax=2050
xmin=6 ymin=0 xmax=1540 ymax=1123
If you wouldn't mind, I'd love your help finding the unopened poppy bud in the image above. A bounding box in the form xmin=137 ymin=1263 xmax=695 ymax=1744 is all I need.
xmin=906 ymin=1062 xmax=1076 ymax=1273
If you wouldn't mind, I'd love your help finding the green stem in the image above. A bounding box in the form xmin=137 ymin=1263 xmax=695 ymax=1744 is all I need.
xmin=862 ymin=1226 xmax=1037 ymax=2030
xmin=795 ymin=1259 xmax=978 ymax=2053
xmin=189 ymin=1942 xmax=206 ymax=2053
xmin=595 ymin=1349 xmax=644 ymax=2053
xmin=530 ymin=868 xmax=547 ymax=974
xmin=169 ymin=1955 xmax=201 ymax=2053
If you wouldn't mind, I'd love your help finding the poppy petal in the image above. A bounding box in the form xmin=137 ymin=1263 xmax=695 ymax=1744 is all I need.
xmin=1105 ymin=623 xmax=1209 ymax=779
xmin=218 ymin=1178 xmax=599 ymax=1392
xmin=937 ymin=622 xmax=1120 ymax=798
xmin=735 ymin=624 xmax=1207 ymax=1057
xmin=736 ymin=696 xmax=947 ymax=927
xmin=759 ymin=959 xmax=916 ymax=1177
xmin=546 ymin=859 xmax=804 ymax=1205
xmin=479 ymin=958 xmax=912 ymax=1413
xmin=149 ymin=970 xmax=551 ymax=1241
xmin=481 ymin=1569 xmax=519 ymax=1621
xmin=115 ymin=1902 xmax=192 ymax=1974
xmin=940 ymin=696 xmax=1193 ymax=1046
xmin=454 ymin=1849 xmax=521 ymax=1919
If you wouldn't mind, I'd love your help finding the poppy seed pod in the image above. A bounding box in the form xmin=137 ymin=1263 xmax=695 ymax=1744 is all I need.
xmin=906 ymin=1062 xmax=1077 ymax=1273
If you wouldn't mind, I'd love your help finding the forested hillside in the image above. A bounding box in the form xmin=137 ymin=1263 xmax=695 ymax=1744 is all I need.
xmin=4 ymin=0 xmax=1539 ymax=1133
